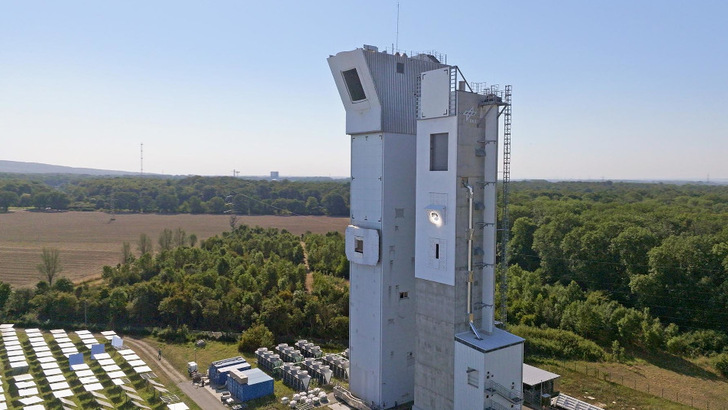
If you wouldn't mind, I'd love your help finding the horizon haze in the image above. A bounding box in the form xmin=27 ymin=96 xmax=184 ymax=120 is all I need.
xmin=4 ymin=159 xmax=728 ymax=186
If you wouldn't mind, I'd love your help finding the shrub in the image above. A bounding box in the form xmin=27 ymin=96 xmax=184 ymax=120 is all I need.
xmin=616 ymin=309 xmax=644 ymax=344
xmin=716 ymin=354 xmax=728 ymax=377
xmin=611 ymin=340 xmax=625 ymax=362
xmin=329 ymin=316 xmax=349 ymax=340
xmin=156 ymin=325 xmax=190 ymax=343
xmin=238 ymin=323 xmax=274 ymax=353
xmin=666 ymin=330 xmax=728 ymax=357
xmin=641 ymin=318 xmax=665 ymax=351
xmin=511 ymin=325 xmax=606 ymax=361
xmin=666 ymin=335 xmax=689 ymax=355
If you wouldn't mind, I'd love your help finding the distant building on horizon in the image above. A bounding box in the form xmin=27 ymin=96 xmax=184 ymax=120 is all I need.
xmin=270 ymin=171 xmax=279 ymax=180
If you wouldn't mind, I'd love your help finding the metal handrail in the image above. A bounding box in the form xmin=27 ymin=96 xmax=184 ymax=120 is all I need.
xmin=485 ymin=379 xmax=523 ymax=403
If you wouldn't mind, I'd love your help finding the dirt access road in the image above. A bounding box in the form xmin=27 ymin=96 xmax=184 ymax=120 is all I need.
xmin=124 ymin=337 xmax=227 ymax=410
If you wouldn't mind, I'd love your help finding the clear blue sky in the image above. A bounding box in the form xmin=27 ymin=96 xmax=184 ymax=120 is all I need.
xmin=1 ymin=1 xmax=726 ymax=180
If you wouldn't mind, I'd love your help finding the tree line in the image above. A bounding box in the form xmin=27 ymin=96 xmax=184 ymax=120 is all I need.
xmin=0 ymin=174 xmax=350 ymax=216
xmin=0 ymin=225 xmax=349 ymax=344
xmin=502 ymin=180 xmax=728 ymax=359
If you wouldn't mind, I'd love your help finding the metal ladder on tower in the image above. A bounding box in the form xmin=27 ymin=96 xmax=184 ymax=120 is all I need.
xmin=449 ymin=66 xmax=459 ymax=115
xmin=500 ymin=85 xmax=512 ymax=325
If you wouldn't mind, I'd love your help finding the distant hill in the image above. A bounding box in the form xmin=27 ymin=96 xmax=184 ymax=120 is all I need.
xmin=0 ymin=160 xmax=143 ymax=176
xmin=0 ymin=160 xmax=348 ymax=181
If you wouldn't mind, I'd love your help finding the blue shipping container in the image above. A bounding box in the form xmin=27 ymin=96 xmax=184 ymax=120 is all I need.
xmin=209 ymin=356 xmax=247 ymax=385
xmin=226 ymin=368 xmax=274 ymax=402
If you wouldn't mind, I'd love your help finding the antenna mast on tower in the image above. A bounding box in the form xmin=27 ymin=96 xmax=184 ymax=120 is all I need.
xmin=395 ymin=2 xmax=400 ymax=51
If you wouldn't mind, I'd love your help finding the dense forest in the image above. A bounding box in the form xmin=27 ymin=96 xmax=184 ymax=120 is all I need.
xmin=1 ymin=176 xmax=727 ymax=371
xmin=502 ymin=181 xmax=728 ymax=361
xmin=0 ymin=174 xmax=350 ymax=216
xmin=0 ymin=225 xmax=350 ymax=345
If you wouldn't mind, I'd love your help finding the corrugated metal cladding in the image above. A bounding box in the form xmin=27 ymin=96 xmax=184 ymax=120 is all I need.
xmin=363 ymin=51 xmax=446 ymax=135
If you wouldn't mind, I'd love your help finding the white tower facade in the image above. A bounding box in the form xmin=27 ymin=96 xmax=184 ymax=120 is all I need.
xmin=413 ymin=68 xmax=524 ymax=410
xmin=328 ymin=46 xmax=446 ymax=409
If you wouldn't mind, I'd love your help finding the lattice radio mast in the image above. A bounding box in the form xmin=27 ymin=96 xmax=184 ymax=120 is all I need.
xmin=140 ymin=143 xmax=144 ymax=175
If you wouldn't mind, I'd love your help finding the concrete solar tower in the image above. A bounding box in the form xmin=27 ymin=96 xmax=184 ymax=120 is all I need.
xmin=414 ymin=69 xmax=524 ymax=410
xmin=327 ymin=46 xmax=446 ymax=409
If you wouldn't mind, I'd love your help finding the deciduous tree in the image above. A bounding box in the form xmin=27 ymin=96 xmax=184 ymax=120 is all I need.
xmin=37 ymin=248 xmax=62 ymax=286
xmin=158 ymin=229 xmax=173 ymax=251
xmin=137 ymin=233 xmax=153 ymax=255
xmin=0 ymin=191 xmax=18 ymax=212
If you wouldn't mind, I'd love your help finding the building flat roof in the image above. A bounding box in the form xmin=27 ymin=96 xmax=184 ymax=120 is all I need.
xmin=523 ymin=363 xmax=560 ymax=386
xmin=455 ymin=327 xmax=525 ymax=354
xmin=229 ymin=368 xmax=273 ymax=386
xmin=211 ymin=356 xmax=245 ymax=368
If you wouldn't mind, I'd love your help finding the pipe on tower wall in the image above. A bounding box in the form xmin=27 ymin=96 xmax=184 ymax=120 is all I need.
xmin=481 ymin=105 xmax=498 ymax=334
xmin=464 ymin=183 xmax=482 ymax=340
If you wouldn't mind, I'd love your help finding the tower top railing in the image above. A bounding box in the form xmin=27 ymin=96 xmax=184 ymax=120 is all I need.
xmin=375 ymin=45 xmax=448 ymax=64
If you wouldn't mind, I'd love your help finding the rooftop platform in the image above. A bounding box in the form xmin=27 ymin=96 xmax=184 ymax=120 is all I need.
xmin=455 ymin=327 xmax=524 ymax=353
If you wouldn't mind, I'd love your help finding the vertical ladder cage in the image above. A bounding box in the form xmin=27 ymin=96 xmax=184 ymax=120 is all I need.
xmin=449 ymin=66 xmax=459 ymax=116
xmin=500 ymin=85 xmax=512 ymax=325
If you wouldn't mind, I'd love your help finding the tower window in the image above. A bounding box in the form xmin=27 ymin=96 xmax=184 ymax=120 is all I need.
xmin=342 ymin=69 xmax=367 ymax=102
xmin=399 ymin=291 xmax=409 ymax=299
xmin=430 ymin=133 xmax=448 ymax=171
xmin=396 ymin=62 xmax=404 ymax=74
xmin=354 ymin=238 xmax=364 ymax=254
xmin=467 ymin=368 xmax=479 ymax=388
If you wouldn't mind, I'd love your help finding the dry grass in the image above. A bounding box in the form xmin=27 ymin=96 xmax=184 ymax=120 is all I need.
xmin=0 ymin=210 xmax=347 ymax=287
xmin=533 ymin=355 xmax=728 ymax=409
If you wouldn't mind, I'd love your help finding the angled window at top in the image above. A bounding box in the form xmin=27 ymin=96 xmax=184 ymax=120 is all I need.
xmin=342 ymin=69 xmax=367 ymax=102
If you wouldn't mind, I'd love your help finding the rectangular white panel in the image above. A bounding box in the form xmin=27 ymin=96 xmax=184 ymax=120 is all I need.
xmin=420 ymin=68 xmax=450 ymax=118
xmin=415 ymin=114 xmax=458 ymax=286
xmin=351 ymin=134 xmax=383 ymax=226
xmin=345 ymin=225 xmax=380 ymax=266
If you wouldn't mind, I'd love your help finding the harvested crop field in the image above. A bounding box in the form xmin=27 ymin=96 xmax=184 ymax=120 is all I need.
xmin=0 ymin=211 xmax=348 ymax=288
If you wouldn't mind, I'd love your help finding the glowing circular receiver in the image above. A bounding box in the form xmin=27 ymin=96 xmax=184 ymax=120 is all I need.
xmin=428 ymin=210 xmax=443 ymax=226
xmin=425 ymin=205 xmax=445 ymax=226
